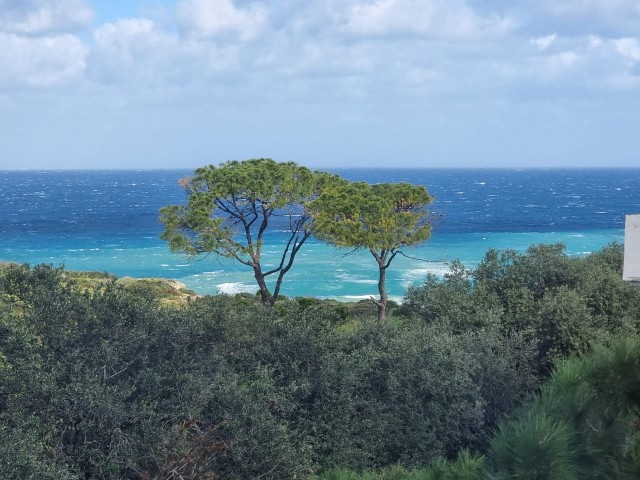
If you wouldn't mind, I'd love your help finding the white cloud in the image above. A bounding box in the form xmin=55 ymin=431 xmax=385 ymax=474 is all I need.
xmin=0 ymin=0 xmax=90 ymax=87
xmin=531 ymin=34 xmax=556 ymax=50
xmin=404 ymin=67 xmax=441 ymax=90
xmin=507 ymin=0 xmax=640 ymax=37
xmin=0 ymin=0 xmax=93 ymax=35
xmin=543 ymin=0 xmax=640 ymax=23
xmin=343 ymin=0 xmax=511 ymax=39
xmin=2 ymin=0 xmax=640 ymax=103
xmin=93 ymin=18 xmax=164 ymax=58
xmin=549 ymin=50 xmax=579 ymax=68
xmin=89 ymin=18 xmax=186 ymax=83
xmin=176 ymin=0 xmax=268 ymax=40
xmin=588 ymin=35 xmax=603 ymax=48
xmin=0 ymin=32 xmax=87 ymax=86
xmin=88 ymin=18 xmax=239 ymax=85
xmin=612 ymin=37 xmax=640 ymax=62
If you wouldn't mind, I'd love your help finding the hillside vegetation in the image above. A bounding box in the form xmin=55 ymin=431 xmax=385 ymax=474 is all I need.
xmin=1 ymin=243 xmax=639 ymax=479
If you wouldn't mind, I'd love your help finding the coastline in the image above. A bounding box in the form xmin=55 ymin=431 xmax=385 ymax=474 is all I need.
xmin=1 ymin=227 xmax=624 ymax=303
xmin=2 ymin=168 xmax=635 ymax=300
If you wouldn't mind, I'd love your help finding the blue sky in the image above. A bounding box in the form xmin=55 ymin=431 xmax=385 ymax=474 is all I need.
xmin=1 ymin=0 xmax=640 ymax=169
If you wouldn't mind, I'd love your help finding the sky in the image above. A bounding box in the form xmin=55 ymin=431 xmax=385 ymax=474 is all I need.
xmin=1 ymin=0 xmax=640 ymax=169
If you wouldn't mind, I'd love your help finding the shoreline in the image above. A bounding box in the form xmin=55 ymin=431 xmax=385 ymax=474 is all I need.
xmin=1 ymin=228 xmax=625 ymax=301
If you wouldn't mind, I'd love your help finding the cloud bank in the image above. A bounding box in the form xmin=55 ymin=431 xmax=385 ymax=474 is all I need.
xmin=1 ymin=0 xmax=638 ymax=96
xmin=2 ymin=0 xmax=640 ymax=168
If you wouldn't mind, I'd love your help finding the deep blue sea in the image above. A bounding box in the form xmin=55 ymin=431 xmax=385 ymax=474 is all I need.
xmin=1 ymin=168 xmax=639 ymax=301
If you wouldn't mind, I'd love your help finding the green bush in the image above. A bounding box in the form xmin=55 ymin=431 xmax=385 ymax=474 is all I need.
xmin=487 ymin=337 xmax=640 ymax=480
xmin=1 ymin=243 xmax=638 ymax=478
xmin=316 ymin=450 xmax=484 ymax=480
xmin=402 ymin=243 xmax=640 ymax=375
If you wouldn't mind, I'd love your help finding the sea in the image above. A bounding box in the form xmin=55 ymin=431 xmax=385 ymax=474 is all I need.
xmin=1 ymin=168 xmax=639 ymax=302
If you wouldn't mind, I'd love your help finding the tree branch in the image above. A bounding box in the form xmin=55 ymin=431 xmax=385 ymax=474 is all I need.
xmin=369 ymin=295 xmax=384 ymax=307
xmin=395 ymin=250 xmax=449 ymax=265
xmin=384 ymin=250 xmax=399 ymax=270
xmin=262 ymin=232 xmax=296 ymax=277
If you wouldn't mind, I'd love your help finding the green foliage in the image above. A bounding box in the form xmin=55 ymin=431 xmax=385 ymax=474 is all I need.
xmin=311 ymin=182 xmax=433 ymax=251
xmin=316 ymin=450 xmax=484 ymax=480
xmin=535 ymin=286 xmax=594 ymax=371
xmin=488 ymin=411 xmax=578 ymax=480
xmin=160 ymin=158 xmax=342 ymax=304
xmin=0 ymin=424 xmax=78 ymax=480
xmin=311 ymin=180 xmax=434 ymax=321
xmin=0 ymin=264 xmax=538 ymax=478
xmin=2 ymin=242 xmax=639 ymax=478
xmin=488 ymin=337 xmax=640 ymax=480
xmin=400 ymin=261 xmax=498 ymax=332
xmin=0 ymin=265 xmax=305 ymax=479
xmin=402 ymin=242 xmax=640 ymax=374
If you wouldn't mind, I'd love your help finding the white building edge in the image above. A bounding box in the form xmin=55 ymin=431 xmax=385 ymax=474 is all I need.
xmin=623 ymin=214 xmax=640 ymax=286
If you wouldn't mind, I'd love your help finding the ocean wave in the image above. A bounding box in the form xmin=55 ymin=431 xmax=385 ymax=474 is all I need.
xmin=321 ymin=280 xmax=344 ymax=291
xmin=326 ymin=294 xmax=404 ymax=304
xmin=335 ymin=272 xmax=377 ymax=285
xmin=202 ymin=271 xmax=224 ymax=277
xmin=217 ymin=282 xmax=256 ymax=295
xmin=400 ymin=265 xmax=451 ymax=288
xmin=404 ymin=264 xmax=451 ymax=279
xmin=2 ymin=169 xmax=636 ymax=300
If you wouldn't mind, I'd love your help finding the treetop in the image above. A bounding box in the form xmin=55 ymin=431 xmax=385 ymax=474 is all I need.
xmin=310 ymin=180 xmax=434 ymax=251
xmin=188 ymin=158 xmax=328 ymax=209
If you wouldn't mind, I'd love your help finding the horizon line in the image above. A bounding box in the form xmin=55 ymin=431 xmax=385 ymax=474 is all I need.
xmin=3 ymin=166 xmax=640 ymax=172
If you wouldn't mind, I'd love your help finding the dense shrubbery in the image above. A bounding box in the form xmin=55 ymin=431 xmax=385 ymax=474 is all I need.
xmin=0 ymin=243 xmax=639 ymax=479
xmin=487 ymin=336 xmax=640 ymax=479
xmin=401 ymin=243 xmax=640 ymax=373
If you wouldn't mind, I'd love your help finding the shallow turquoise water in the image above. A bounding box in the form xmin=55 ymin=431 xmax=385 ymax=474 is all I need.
xmin=5 ymin=229 xmax=623 ymax=302
xmin=1 ymin=168 xmax=636 ymax=301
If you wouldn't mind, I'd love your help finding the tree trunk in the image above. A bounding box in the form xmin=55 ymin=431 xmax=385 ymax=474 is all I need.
xmin=271 ymin=232 xmax=311 ymax=304
xmin=377 ymin=262 xmax=388 ymax=322
xmin=253 ymin=265 xmax=272 ymax=305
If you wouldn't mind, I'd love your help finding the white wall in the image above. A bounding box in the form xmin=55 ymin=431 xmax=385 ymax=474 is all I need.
xmin=624 ymin=214 xmax=640 ymax=283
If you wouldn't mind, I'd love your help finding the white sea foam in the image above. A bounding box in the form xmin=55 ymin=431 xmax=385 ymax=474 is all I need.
xmin=404 ymin=264 xmax=451 ymax=279
xmin=335 ymin=272 xmax=377 ymax=284
xmin=328 ymin=294 xmax=403 ymax=303
xmin=400 ymin=265 xmax=451 ymax=289
xmin=217 ymin=282 xmax=255 ymax=295
xmin=2 ymin=169 xmax=631 ymax=302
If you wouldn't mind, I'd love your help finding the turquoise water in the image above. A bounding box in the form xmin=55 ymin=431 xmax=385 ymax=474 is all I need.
xmin=1 ymin=169 xmax=637 ymax=301
xmin=3 ymin=230 xmax=624 ymax=302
